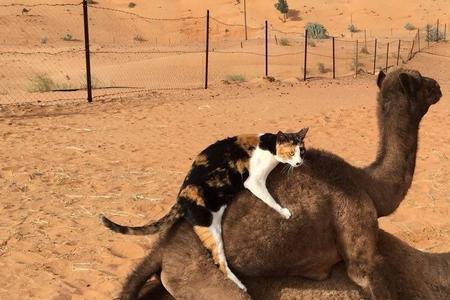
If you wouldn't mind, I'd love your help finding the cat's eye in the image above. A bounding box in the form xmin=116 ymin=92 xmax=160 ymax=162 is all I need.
xmin=289 ymin=151 xmax=295 ymax=156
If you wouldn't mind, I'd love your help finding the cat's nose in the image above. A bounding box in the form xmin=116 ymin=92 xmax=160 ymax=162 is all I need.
xmin=295 ymin=162 xmax=301 ymax=166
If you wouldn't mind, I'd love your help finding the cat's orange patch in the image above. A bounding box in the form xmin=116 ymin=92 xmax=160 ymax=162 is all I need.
xmin=179 ymin=185 xmax=204 ymax=205
xmin=277 ymin=143 xmax=295 ymax=160
xmin=228 ymin=159 xmax=249 ymax=175
xmin=193 ymin=154 xmax=209 ymax=166
xmin=236 ymin=134 xmax=259 ymax=152
xmin=194 ymin=226 xmax=226 ymax=272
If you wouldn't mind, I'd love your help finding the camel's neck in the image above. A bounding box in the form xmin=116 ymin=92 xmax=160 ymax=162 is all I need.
xmin=364 ymin=110 xmax=419 ymax=217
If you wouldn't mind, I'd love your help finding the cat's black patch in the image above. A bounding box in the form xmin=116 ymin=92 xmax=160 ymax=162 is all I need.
xmin=259 ymin=133 xmax=277 ymax=155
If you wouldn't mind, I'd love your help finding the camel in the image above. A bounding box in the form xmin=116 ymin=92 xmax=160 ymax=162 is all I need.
xmin=136 ymin=227 xmax=450 ymax=300
xmin=113 ymin=68 xmax=443 ymax=299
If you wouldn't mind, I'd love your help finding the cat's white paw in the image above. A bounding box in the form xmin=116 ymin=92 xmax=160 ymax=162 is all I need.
xmin=280 ymin=208 xmax=292 ymax=219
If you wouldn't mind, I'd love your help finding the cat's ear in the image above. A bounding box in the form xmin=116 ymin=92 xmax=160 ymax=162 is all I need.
xmin=297 ymin=127 xmax=309 ymax=139
xmin=276 ymin=131 xmax=288 ymax=143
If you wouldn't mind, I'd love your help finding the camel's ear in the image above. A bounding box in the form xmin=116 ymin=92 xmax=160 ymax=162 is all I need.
xmin=377 ymin=70 xmax=386 ymax=89
xmin=297 ymin=127 xmax=309 ymax=140
xmin=276 ymin=131 xmax=288 ymax=143
xmin=399 ymin=72 xmax=419 ymax=99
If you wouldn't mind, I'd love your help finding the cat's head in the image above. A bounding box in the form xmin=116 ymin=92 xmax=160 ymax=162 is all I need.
xmin=275 ymin=128 xmax=308 ymax=167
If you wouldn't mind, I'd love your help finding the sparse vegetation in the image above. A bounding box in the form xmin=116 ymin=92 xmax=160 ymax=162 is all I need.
xmin=224 ymin=74 xmax=246 ymax=83
xmin=307 ymin=40 xmax=316 ymax=47
xmin=26 ymin=74 xmax=73 ymax=92
xmin=317 ymin=63 xmax=329 ymax=73
xmin=425 ymin=24 xmax=445 ymax=42
xmin=274 ymin=0 xmax=289 ymax=22
xmin=62 ymin=33 xmax=73 ymax=41
xmin=128 ymin=2 xmax=136 ymax=8
xmin=40 ymin=37 xmax=48 ymax=44
xmin=279 ymin=37 xmax=290 ymax=46
xmin=133 ymin=34 xmax=146 ymax=42
xmin=350 ymin=58 xmax=364 ymax=72
xmin=305 ymin=22 xmax=328 ymax=39
xmin=360 ymin=46 xmax=370 ymax=54
xmin=348 ymin=24 xmax=359 ymax=33
xmin=404 ymin=23 xmax=416 ymax=31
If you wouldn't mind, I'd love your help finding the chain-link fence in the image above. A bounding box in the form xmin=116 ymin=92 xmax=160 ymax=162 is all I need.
xmin=0 ymin=1 xmax=447 ymax=104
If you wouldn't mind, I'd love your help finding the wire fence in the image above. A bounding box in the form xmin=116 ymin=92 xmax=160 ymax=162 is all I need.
xmin=0 ymin=1 xmax=447 ymax=104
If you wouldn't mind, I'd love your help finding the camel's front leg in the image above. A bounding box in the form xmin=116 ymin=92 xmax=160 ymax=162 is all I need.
xmin=334 ymin=195 xmax=397 ymax=300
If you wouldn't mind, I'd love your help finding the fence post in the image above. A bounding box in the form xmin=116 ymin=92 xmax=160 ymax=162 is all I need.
xmin=82 ymin=0 xmax=93 ymax=103
xmin=373 ymin=38 xmax=377 ymax=75
xmin=304 ymin=30 xmax=308 ymax=81
xmin=243 ymin=0 xmax=248 ymax=40
xmin=332 ymin=37 xmax=335 ymax=79
xmin=364 ymin=29 xmax=367 ymax=48
xmin=355 ymin=40 xmax=358 ymax=77
xmin=417 ymin=29 xmax=420 ymax=51
xmin=436 ymin=19 xmax=439 ymax=42
xmin=385 ymin=42 xmax=389 ymax=71
xmin=265 ymin=20 xmax=268 ymax=77
xmin=396 ymin=39 xmax=401 ymax=66
xmin=204 ymin=10 xmax=210 ymax=89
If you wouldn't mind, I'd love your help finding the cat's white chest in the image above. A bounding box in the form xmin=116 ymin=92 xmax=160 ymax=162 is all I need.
xmin=247 ymin=147 xmax=278 ymax=180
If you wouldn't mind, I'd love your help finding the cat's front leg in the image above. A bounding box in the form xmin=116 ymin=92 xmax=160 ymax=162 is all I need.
xmin=244 ymin=178 xmax=291 ymax=219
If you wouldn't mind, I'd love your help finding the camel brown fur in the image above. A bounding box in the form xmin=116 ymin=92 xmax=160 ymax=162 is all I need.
xmin=117 ymin=68 xmax=443 ymax=300
xmin=137 ymin=226 xmax=450 ymax=300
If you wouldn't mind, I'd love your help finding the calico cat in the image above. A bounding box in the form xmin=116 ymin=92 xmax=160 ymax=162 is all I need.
xmin=101 ymin=128 xmax=308 ymax=290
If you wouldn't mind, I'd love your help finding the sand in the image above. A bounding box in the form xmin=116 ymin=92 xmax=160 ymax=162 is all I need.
xmin=0 ymin=0 xmax=449 ymax=299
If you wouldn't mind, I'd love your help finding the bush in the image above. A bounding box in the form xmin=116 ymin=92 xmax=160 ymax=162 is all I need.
xmin=360 ymin=46 xmax=370 ymax=54
xmin=425 ymin=24 xmax=445 ymax=42
xmin=279 ymin=37 xmax=290 ymax=46
xmin=404 ymin=23 xmax=416 ymax=31
xmin=62 ymin=33 xmax=73 ymax=41
xmin=128 ymin=2 xmax=136 ymax=8
xmin=133 ymin=35 xmax=146 ymax=42
xmin=305 ymin=22 xmax=328 ymax=39
xmin=224 ymin=74 xmax=246 ymax=83
xmin=350 ymin=58 xmax=364 ymax=72
xmin=40 ymin=37 xmax=48 ymax=44
xmin=274 ymin=0 xmax=289 ymax=21
xmin=307 ymin=40 xmax=316 ymax=47
xmin=348 ymin=24 xmax=359 ymax=33
xmin=317 ymin=63 xmax=328 ymax=73
xmin=26 ymin=74 xmax=73 ymax=92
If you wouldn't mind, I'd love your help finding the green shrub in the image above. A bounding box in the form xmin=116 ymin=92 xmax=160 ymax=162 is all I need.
xmin=348 ymin=24 xmax=358 ymax=33
xmin=279 ymin=37 xmax=290 ymax=46
xmin=350 ymin=58 xmax=364 ymax=71
xmin=425 ymin=24 xmax=445 ymax=42
xmin=360 ymin=46 xmax=370 ymax=54
xmin=224 ymin=74 xmax=246 ymax=83
xmin=26 ymin=74 xmax=74 ymax=92
xmin=133 ymin=35 xmax=146 ymax=42
xmin=305 ymin=22 xmax=328 ymax=39
xmin=62 ymin=33 xmax=73 ymax=41
xmin=317 ymin=63 xmax=328 ymax=73
xmin=404 ymin=23 xmax=416 ymax=31
xmin=274 ymin=0 xmax=289 ymax=21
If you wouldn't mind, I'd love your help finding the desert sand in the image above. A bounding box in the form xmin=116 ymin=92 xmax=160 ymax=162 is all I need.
xmin=0 ymin=0 xmax=449 ymax=299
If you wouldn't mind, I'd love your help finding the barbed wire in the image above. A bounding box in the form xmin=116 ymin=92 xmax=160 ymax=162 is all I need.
xmin=91 ymin=49 xmax=204 ymax=55
xmin=210 ymin=17 xmax=264 ymax=30
xmin=0 ymin=49 xmax=84 ymax=56
xmin=88 ymin=5 xmax=204 ymax=22
xmin=0 ymin=2 xmax=82 ymax=7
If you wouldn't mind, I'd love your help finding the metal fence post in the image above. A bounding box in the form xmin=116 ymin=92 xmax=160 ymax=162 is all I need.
xmin=355 ymin=40 xmax=358 ymax=77
xmin=332 ymin=37 xmax=335 ymax=79
xmin=373 ymin=38 xmax=377 ymax=75
xmin=417 ymin=29 xmax=420 ymax=51
xmin=204 ymin=10 xmax=210 ymax=89
xmin=243 ymin=0 xmax=248 ymax=40
xmin=396 ymin=39 xmax=401 ymax=66
xmin=304 ymin=30 xmax=308 ymax=81
xmin=265 ymin=20 xmax=268 ymax=77
xmin=436 ymin=19 xmax=439 ymax=42
xmin=82 ymin=0 xmax=93 ymax=103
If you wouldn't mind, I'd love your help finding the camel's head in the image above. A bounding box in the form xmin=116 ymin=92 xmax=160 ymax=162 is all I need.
xmin=376 ymin=68 xmax=442 ymax=120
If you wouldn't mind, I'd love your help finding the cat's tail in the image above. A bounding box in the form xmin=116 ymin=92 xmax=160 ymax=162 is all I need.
xmin=100 ymin=203 xmax=182 ymax=235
